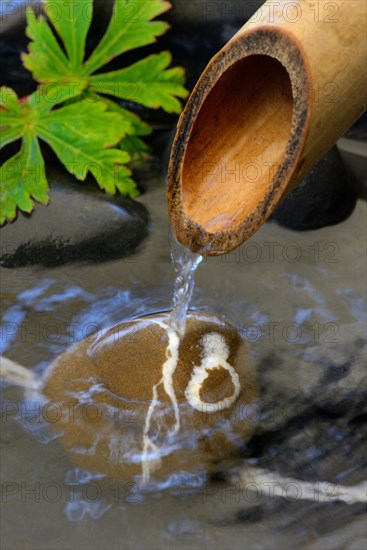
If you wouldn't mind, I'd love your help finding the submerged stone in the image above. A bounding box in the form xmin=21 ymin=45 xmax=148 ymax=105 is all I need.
xmin=0 ymin=172 xmax=149 ymax=268
xmin=42 ymin=311 xmax=259 ymax=483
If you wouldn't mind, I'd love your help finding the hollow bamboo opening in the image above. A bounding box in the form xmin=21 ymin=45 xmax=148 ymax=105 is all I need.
xmin=181 ymin=55 xmax=294 ymax=234
xmin=167 ymin=28 xmax=312 ymax=255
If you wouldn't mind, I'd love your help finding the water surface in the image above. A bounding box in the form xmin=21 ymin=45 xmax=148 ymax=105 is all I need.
xmin=1 ymin=167 xmax=366 ymax=549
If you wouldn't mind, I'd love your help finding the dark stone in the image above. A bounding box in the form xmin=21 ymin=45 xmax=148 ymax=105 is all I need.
xmin=321 ymin=363 xmax=351 ymax=385
xmin=314 ymin=357 xmax=367 ymax=418
xmin=0 ymin=37 xmax=34 ymax=98
xmin=270 ymin=146 xmax=359 ymax=230
xmin=344 ymin=112 xmax=367 ymax=141
xmin=235 ymin=405 xmax=367 ymax=483
xmin=235 ymin=505 xmax=264 ymax=523
xmin=0 ymin=169 xmax=150 ymax=268
xmin=315 ymin=388 xmax=366 ymax=418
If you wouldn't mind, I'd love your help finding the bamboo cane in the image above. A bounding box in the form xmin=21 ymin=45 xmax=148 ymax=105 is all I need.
xmin=167 ymin=0 xmax=367 ymax=255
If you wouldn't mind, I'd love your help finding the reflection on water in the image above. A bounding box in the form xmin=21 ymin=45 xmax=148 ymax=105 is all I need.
xmin=1 ymin=173 xmax=366 ymax=549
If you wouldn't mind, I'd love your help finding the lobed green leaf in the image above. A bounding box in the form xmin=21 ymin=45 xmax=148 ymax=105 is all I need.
xmin=92 ymin=95 xmax=152 ymax=160
xmin=0 ymin=135 xmax=49 ymax=223
xmin=28 ymin=82 xmax=88 ymax=113
xmin=22 ymin=9 xmax=70 ymax=81
xmin=89 ymin=149 xmax=138 ymax=197
xmin=1 ymin=88 xmax=24 ymax=148
xmin=0 ymin=126 xmax=24 ymax=149
xmin=94 ymin=94 xmax=152 ymax=137
xmin=36 ymin=99 xmax=131 ymax=148
xmin=0 ymin=87 xmax=21 ymax=113
xmin=1 ymin=0 xmax=188 ymax=223
xmin=89 ymin=52 xmax=188 ymax=113
xmin=35 ymin=99 xmax=137 ymax=195
xmin=44 ymin=0 xmax=93 ymax=71
xmin=120 ymin=134 xmax=151 ymax=162
xmin=83 ymin=0 xmax=171 ymax=75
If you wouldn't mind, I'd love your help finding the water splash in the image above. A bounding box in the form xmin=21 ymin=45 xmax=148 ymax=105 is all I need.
xmin=169 ymin=231 xmax=203 ymax=336
xmin=64 ymin=498 xmax=112 ymax=522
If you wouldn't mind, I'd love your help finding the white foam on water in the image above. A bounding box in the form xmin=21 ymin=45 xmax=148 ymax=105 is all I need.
xmin=65 ymin=468 xmax=106 ymax=484
xmin=64 ymin=498 xmax=112 ymax=522
xmin=0 ymin=356 xmax=40 ymax=391
xmin=141 ymin=383 xmax=162 ymax=483
xmin=239 ymin=467 xmax=367 ymax=505
xmin=185 ymin=332 xmax=241 ymax=413
xmin=155 ymin=321 xmax=181 ymax=434
xmin=72 ymin=433 xmax=102 ymax=457
xmin=140 ymin=320 xmax=182 ymax=483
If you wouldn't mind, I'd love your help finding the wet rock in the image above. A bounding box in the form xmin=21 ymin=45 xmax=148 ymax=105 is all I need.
xmin=169 ymin=0 xmax=260 ymax=22
xmin=344 ymin=112 xmax=367 ymax=141
xmin=214 ymin=329 xmax=367 ymax=501
xmin=0 ymin=169 xmax=150 ymax=268
xmin=0 ymin=37 xmax=34 ymax=97
xmin=271 ymin=147 xmax=359 ymax=230
xmin=92 ymin=0 xmax=260 ymax=24
xmin=243 ymin=405 xmax=367 ymax=485
xmin=42 ymin=311 xmax=259 ymax=482
xmin=314 ymin=343 xmax=367 ymax=418
xmin=250 ymin=326 xmax=367 ymax=437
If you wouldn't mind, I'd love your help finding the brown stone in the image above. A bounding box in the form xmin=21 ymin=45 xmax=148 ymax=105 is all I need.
xmin=43 ymin=312 xmax=258 ymax=482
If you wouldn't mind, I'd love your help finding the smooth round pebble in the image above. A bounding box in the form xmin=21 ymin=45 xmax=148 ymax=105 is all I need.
xmin=43 ymin=312 xmax=259 ymax=483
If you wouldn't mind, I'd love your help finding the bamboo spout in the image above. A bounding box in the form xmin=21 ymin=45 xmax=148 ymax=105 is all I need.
xmin=167 ymin=0 xmax=366 ymax=255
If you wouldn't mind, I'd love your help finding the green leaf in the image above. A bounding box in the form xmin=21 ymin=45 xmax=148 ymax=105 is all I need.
xmin=35 ymin=99 xmax=137 ymax=194
xmin=0 ymin=134 xmax=48 ymax=224
xmin=1 ymin=0 xmax=189 ymax=223
xmin=1 ymin=90 xmax=139 ymax=223
xmin=22 ymin=8 xmax=70 ymax=81
xmin=23 ymin=0 xmax=187 ymax=116
xmin=95 ymin=94 xmax=151 ymax=137
xmin=90 ymin=52 xmax=188 ymax=113
xmin=0 ymin=87 xmax=21 ymax=112
xmin=120 ymin=134 xmax=151 ymax=162
xmin=83 ymin=0 xmax=171 ymax=75
xmin=44 ymin=0 xmax=93 ymax=71
xmin=91 ymin=95 xmax=152 ymax=161
xmin=1 ymin=87 xmax=23 ymax=147
xmin=0 ymin=126 xmax=23 ymax=149
xmin=28 ymin=82 xmax=88 ymax=113
xmin=36 ymin=98 xmax=132 ymax=147
xmin=88 ymin=150 xmax=138 ymax=197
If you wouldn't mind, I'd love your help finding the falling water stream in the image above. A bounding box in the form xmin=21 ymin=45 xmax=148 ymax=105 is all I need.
xmin=168 ymin=230 xmax=203 ymax=336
